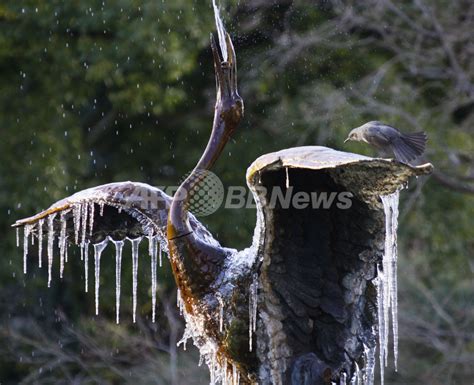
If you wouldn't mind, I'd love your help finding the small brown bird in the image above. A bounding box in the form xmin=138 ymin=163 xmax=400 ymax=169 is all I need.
xmin=344 ymin=121 xmax=427 ymax=164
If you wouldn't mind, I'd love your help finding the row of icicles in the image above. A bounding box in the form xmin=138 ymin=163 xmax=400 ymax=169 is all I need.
xmin=17 ymin=201 xmax=163 ymax=324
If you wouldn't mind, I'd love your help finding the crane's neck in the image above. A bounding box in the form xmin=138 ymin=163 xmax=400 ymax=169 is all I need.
xmin=167 ymin=99 xmax=240 ymax=240
xmin=166 ymin=34 xmax=242 ymax=304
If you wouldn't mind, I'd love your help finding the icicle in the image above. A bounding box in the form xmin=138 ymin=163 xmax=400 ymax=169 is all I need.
xmin=249 ymin=300 xmax=253 ymax=351
xmin=340 ymin=372 xmax=347 ymax=385
xmin=149 ymin=235 xmax=158 ymax=323
xmin=59 ymin=211 xmax=68 ymax=279
xmin=211 ymin=354 xmax=216 ymax=385
xmin=252 ymin=279 xmax=258 ymax=334
xmin=363 ymin=342 xmax=376 ymax=385
xmin=222 ymin=357 xmax=228 ymax=385
xmin=99 ymin=201 xmax=105 ymax=216
xmin=350 ymin=362 xmax=360 ymax=385
xmin=47 ymin=213 xmax=56 ymax=288
xmin=210 ymin=354 xmax=214 ymax=384
xmin=384 ymin=192 xmax=400 ymax=370
xmin=232 ymin=364 xmax=236 ymax=384
xmin=218 ymin=296 xmax=224 ymax=333
xmin=16 ymin=227 xmax=20 ymax=248
xmin=382 ymin=243 xmax=391 ymax=368
xmin=285 ymin=167 xmax=290 ymax=189
xmin=81 ymin=202 xmax=88 ymax=246
xmin=248 ymin=273 xmax=258 ymax=352
xmin=73 ymin=204 xmax=81 ymax=244
xmin=64 ymin=240 xmax=69 ymax=263
xmin=375 ymin=272 xmax=385 ymax=385
xmin=380 ymin=191 xmax=400 ymax=372
xmin=113 ymin=239 xmax=124 ymax=324
xmin=232 ymin=363 xmax=239 ymax=385
xmin=159 ymin=242 xmax=163 ymax=267
xmin=93 ymin=238 xmax=108 ymax=315
xmin=177 ymin=288 xmax=184 ymax=315
xmin=209 ymin=350 xmax=217 ymax=385
xmin=23 ymin=224 xmax=32 ymax=274
xmin=88 ymin=202 xmax=95 ymax=236
xmin=392 ymin=279 xmax=399 ymax=370
xmin=37 ymin=218 xmax=44 ymax=268
xmin=177 ymin=322 xmax=192 ymax=352
xmin=147 ymin=231 xmax=153 ymax=256
xmin=84 ymin=240 xmax=90 ymax=293
xmin=131 ymin=237 xmax=141 ymax=323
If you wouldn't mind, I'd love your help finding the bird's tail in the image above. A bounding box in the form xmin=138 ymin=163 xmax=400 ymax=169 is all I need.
xmin=391 ymin=131 xmax=427 ymax=164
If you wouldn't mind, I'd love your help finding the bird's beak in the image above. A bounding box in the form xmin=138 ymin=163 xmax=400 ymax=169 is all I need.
xmin=344 ymin=137 xmax=350 ymax=143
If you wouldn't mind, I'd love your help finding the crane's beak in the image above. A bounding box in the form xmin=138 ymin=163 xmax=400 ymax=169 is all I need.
xmin=211 ymin=33 xmax=241 ymax=105
xmin=344 ymin=137 xmax=350 ymax=143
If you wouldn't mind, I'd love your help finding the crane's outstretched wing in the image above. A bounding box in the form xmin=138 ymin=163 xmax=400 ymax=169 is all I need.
xmin=246 ymin=146 xmax=433 ymax=381
xmin=12 ymin=181 xmax=220 ymax=322
xmin=15 ymin=182 xmax=170 ymax=242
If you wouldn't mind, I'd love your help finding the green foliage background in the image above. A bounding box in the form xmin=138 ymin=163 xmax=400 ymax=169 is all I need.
xmin=0 ymin=1 xmax=472 ymax=384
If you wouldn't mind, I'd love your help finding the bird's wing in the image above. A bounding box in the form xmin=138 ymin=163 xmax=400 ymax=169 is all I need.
xmin=390 ymin=138 xmax=414 ymax=163
xmin=390 ymin=131 xmax=427 ymax=164
xmin=365 ymin=126 xmax=393 ymax=148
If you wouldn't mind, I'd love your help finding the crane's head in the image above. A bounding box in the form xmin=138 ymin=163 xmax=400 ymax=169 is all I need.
xmin=211 ymin=33 xmax=243 ymax=130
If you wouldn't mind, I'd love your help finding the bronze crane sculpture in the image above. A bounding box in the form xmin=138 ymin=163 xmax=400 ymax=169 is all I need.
xmin=13 ymin=21 xmax=433 ymax=385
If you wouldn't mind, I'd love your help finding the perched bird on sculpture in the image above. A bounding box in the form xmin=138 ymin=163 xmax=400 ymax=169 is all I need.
xmin=344 ymin=121 xmax=427 ymax=164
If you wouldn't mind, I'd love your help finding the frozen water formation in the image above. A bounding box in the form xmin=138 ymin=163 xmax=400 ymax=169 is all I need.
xmin=12 ymin=2 xmax=433 ymax=384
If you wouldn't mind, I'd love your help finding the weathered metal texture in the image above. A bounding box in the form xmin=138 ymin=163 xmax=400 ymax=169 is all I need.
xmin=246 ymin=146 xmax=432 ymax=384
